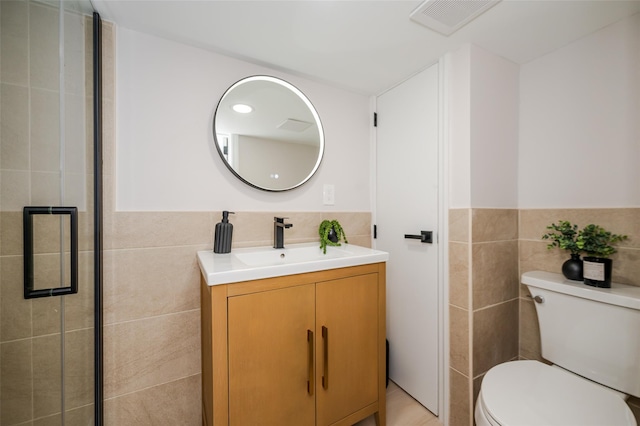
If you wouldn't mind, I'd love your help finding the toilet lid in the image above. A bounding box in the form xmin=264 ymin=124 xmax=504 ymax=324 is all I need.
xmin=481 ymin=360 xmax=636 ymax=426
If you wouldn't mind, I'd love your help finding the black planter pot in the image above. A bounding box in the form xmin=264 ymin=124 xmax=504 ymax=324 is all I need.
xmin=562 ymin=253 xmax=583 ymax=281
xmin=327 ymin=227 xmax=339 ymax=243
xmin=583 ymin=256 xmax=613 ymax=288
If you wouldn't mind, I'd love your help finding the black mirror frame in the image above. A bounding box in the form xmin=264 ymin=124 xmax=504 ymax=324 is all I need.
xmin=213 ymin=75 xmax=325 ymax=192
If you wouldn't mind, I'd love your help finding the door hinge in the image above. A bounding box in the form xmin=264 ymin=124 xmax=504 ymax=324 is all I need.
xmin=373 ymin=112 xmax=377 ymax=127
xmin=373 ymin=224 xmax=377 ymax=239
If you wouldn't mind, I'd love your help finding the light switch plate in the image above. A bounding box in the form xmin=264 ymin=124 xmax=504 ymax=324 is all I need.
xmin=323 ymin=184 xmax=335 ymax=205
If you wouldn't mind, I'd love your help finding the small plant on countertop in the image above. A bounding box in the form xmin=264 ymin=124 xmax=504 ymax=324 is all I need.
xmin=542 ymin=220 xmax=582 ymax=255
xmin=319 ymin=219 xmax=348 ymax=254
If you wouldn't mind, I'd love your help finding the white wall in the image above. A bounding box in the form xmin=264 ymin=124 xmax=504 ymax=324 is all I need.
xmin=470 ymin=47 xmax=519 ymax=208
xmin=115 ymin=27 xmax=371 ymax=211
xmin=445 ymin=45 xmax=471 ymax=209
xmin=446 ymin=44 xmax=519 ymax=209
xmin=518 ymin=13 xmax=640 ymax=208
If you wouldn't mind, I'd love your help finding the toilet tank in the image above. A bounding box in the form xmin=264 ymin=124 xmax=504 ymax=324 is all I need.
xmin=523 ymin=271 xmax=640 ymax=398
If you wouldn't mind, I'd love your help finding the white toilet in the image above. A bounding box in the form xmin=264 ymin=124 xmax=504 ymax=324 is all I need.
xmin=475 ymin=270 xmax=640 ymax=426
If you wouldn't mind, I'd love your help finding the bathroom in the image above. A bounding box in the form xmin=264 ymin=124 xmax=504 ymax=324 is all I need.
xmin=1 ymin=1 xmax=639 ymax=425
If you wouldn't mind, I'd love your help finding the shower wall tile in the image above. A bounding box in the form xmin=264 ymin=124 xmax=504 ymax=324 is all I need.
xmin=64 ymin=327 xmax=94 ymax=410
xmin=103 ymin=245 xmax=204 ymax=325
xmin=472 ymin=299 xmax=519 ymax=376
xmin=103 ymin=309 xmax=200 ymax=399
xmin=65 ymin=93 xmax=88 ymax=174
xmin=1 ymin=339 xmax=33 ymax=425
xmin=64 ymin=251 xmax=95 ymax=332
xmin=85 ymin=97 xmax=95 ymax=174
xmin=29 ymin=2 xmax=59 ymax=91
xmin=102 ymin=98 xmax=116 ymax=176
xmin=30 ymin=88 xmax=60 ymax=173
xmin=101 ymin=22 xmax=115 ymax=102
xmin=471 ymin=240 xmax=519 ymax=310
xmin=31 ymin=171 xmax=63 ymax=206
xmin=32 ymin=252 xmax=69 ymax=289
xmin=1 ymin=170 xmax=30 ymax=211
xmin=62 ymin=171 xmax=88 ymax=210
xmin=84 ymin=16 xmax=94 ymax=96
xmin=0 ymin=0 xmax=29 ymax=86
xmin=1 ymin=212 xmax=23 ymax=255
xmin=34 ymin=413 xmax=61 ymax=426
xmin=31 ymin=295 xmax=62 ymax=337
xmin=63 ymin=11 xmax=86 ymax=97
xmin=0 ymin=255 xmax=31 ymax=341
xmin=65 ymin=404 xmax=95 ymax=426
xmin=1 ymin=83 xmax=29 ymax=170
xmin=104 ymin=374 xmax=201 ymax=425
xmin=33 ymin=334 xmax=62 ymax=419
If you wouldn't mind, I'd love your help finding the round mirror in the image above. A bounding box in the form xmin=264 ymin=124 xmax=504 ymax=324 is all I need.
xmin=213 ymin=76 xmax=324 ymax=191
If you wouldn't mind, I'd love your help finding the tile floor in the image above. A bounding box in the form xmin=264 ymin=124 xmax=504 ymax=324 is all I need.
xmin=355 ymin=381 xmax=442 ymax=426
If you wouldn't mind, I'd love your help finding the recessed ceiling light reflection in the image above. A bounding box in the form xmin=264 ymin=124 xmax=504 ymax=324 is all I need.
xmin=232 ymin=104 xmax=253 ymax=113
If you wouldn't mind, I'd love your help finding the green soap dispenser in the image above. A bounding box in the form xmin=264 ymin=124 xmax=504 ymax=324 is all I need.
xmin=214 ymin=211 xmax=234 ymax=253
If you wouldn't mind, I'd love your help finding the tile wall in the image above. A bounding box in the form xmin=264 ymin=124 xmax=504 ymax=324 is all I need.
xmin=448 ymin=209 xmax=519 ymax=426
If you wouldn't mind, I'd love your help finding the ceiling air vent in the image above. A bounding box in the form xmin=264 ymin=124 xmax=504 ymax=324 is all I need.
xmin=277 ymin=118 xmax=313 ymax=132
xmin=410 ymin=0 xmax=501 ymax=36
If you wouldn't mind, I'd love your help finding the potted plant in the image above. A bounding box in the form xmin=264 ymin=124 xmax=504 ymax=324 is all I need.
xmin=542 ymin=220 xmax=584 ymax=281
xmin=576 ymin=224 xmax=628 ymax=288
xmin=318 ymin=219 xmax=348 ymax=254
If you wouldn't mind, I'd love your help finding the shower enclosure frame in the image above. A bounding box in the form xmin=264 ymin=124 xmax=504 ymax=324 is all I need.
xmin=93 ymin=11 xmax=104 ymax=425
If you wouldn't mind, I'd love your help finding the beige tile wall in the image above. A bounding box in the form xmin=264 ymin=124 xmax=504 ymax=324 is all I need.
xmin=450 ymin=207 xmax=640 ymax=424
xmin=448 ymin=209 xmax=471 ymax=426
xmin=99 ymin=20 xmax=373 ymax=424
xmin=519 ymin=208 xmax=640 ymax=421
xmin=448 ymin=208 xmax=520 ymax=426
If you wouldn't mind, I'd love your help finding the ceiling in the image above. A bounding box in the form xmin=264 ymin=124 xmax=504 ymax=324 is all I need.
xmin=91 ymin=0 xmax=640 ymax=95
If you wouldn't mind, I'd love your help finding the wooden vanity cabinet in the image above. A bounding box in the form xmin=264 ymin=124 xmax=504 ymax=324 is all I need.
xmin=201 ymin=263 xmax=386 ymax=426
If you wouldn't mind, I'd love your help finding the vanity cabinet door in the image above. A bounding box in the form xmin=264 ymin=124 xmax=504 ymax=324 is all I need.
xmin=227 ymin=284 xmax=316 ymax=426
xmin=316 ymin=273 xmax=379 ymax=426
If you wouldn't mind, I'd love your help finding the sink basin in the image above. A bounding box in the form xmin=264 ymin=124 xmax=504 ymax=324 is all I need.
xmin=233 ymin=244 xmax=349 ymax=266
xmin=198 ymin=242 xmax=388 ymax=286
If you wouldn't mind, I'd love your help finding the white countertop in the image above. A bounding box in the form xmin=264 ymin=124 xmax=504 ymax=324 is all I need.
xmin=198 ymin=242 xmax=389 ymax=286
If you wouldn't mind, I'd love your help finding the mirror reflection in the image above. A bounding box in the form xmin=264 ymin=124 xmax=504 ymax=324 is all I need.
xmin=213 ymin=76 xmax=324 ymax=191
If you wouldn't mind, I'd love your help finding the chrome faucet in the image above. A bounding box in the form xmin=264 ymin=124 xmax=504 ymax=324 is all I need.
xmin=273 ymin=217 xmax=293 ymax=249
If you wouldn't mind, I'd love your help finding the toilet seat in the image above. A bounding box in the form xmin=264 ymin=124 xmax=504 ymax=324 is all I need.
xmin=479 ymin=360 xmax=636 ymax=426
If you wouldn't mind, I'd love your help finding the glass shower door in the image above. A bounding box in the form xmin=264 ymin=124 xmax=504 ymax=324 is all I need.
xmin=0 ymin=1 xmax=99 ymax=424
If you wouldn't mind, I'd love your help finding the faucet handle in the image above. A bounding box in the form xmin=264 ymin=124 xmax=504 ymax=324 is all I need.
xmin=274 ymin=216 xmax=289 ymax=223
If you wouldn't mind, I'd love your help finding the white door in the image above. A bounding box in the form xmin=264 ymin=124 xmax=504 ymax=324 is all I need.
xmin=375 ymin=64 xmax=439 ymax=414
